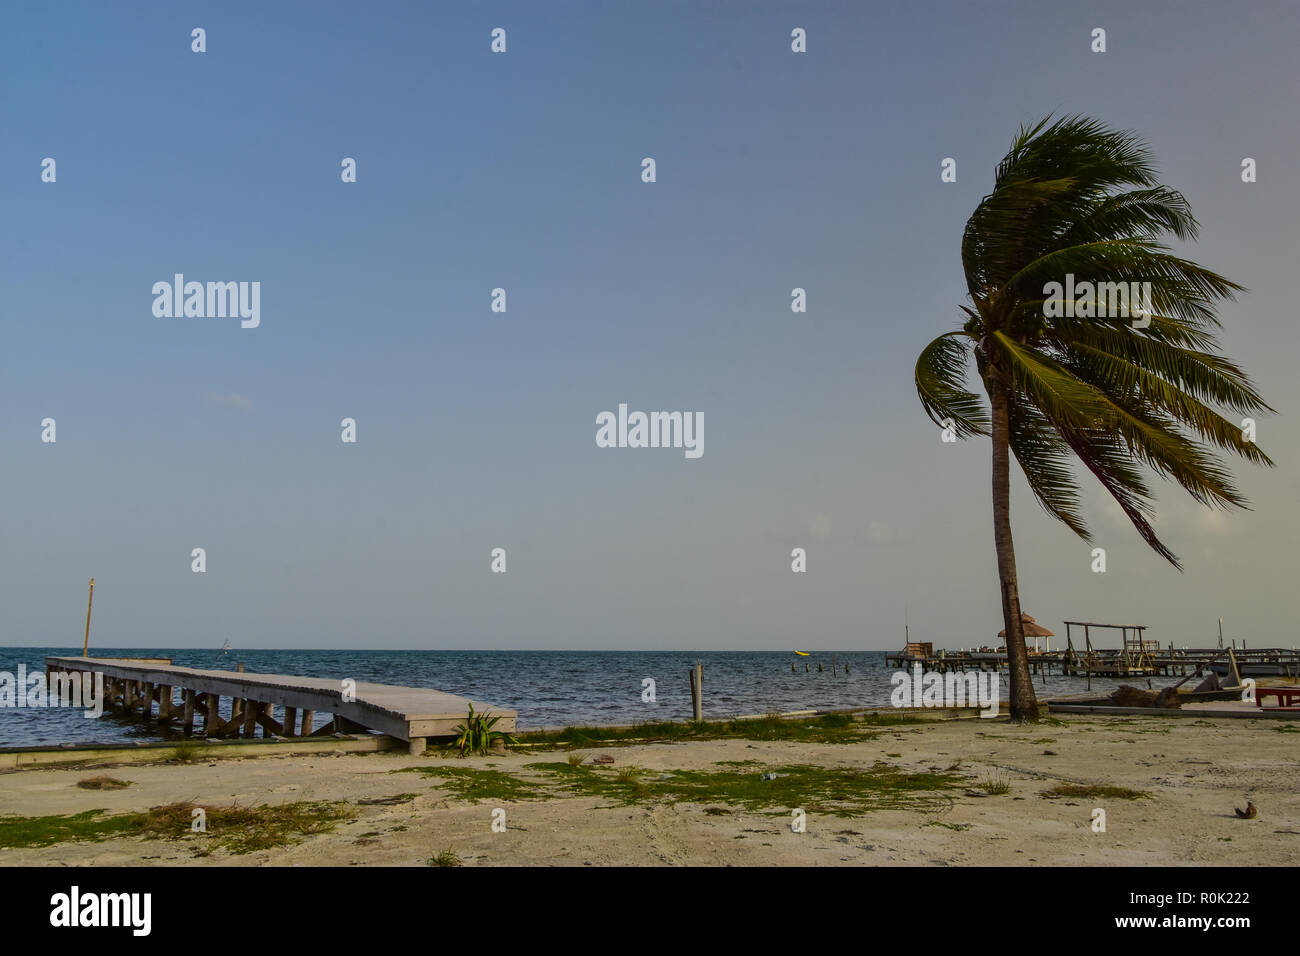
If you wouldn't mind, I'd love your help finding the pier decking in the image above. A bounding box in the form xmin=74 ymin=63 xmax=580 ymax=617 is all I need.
xmin=44 ymin=656 xmax=517 ymax=755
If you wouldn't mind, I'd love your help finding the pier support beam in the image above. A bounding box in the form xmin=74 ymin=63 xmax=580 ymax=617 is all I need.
xmin=204 ymin=694 xmax=219 ymax=737
xmin=408 ymin=736 xmax=426 ymax=756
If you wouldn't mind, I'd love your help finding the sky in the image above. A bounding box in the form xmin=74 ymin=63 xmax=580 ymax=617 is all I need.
xmin=2 ymin=0 xmax=1297 ymax=651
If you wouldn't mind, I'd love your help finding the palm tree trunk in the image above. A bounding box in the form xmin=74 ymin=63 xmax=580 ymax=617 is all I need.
xmin=990 ymin=382 xmax=1040 ymax=721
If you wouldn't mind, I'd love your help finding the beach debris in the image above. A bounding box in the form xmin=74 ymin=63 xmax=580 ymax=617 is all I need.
xmin=1108 ymin=685 xmax=1182 ymax=709
xmin=589 ymin=754 xmax=615 ymax=765
xmin=76 ymin=775 xmax=131 ymax=790
xmin=1235 ymin=801 xmax=1257 ymax=819
xmin=761 ymin=771 xmax=780 ymax=781
xmin=1193 ymin=672 xmax=1223 ymax=692
xmin=1042 ymin=749 xmax=1057 ymax=755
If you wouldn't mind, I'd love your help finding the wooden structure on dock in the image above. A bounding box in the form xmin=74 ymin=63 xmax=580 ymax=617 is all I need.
xmin=45 ymin=656 xmax=517 ymax=755
xmin=1062 ymin=621 xmax=1158 ymax=677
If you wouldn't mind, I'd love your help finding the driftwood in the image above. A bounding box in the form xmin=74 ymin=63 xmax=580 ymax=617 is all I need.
xmin=1108 ymin=685 xmax=1182 ymax=709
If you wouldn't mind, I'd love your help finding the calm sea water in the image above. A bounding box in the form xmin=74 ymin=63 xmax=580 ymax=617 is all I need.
xmin=0 ymin=647 xmax=1140 ymax=748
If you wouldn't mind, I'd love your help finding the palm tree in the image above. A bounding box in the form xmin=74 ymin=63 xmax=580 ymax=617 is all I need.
xmin=916 ymin=116 xmax=1274 ymax=721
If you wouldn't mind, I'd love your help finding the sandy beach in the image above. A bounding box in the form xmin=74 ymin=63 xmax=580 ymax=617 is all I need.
xmin=2 ymin=713 xmax=1296 ymax=866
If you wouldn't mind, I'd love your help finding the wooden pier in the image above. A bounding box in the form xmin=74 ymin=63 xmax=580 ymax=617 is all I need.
xmin=44 ymin=656 xmax=517 ymax=755
xmin=885 ymin=645 xmax=1300 ymax=680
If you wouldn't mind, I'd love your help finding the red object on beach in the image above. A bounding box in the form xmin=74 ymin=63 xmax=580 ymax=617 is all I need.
xmin=1255 ymin=686 xmax=1300 ymax=710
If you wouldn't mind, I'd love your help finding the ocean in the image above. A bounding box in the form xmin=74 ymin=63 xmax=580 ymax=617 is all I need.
xmin=0 ymin=647 xmax=1141 ymax=749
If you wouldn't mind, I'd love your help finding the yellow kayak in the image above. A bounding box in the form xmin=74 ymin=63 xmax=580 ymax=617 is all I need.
xmin=794 ymin=650 xmax=810 ymax=656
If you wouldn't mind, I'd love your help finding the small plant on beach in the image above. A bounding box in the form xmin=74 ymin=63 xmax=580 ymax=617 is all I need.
xmin=978 ymin=771 xmax=1013 ymax=795
xmin=170 ymin=742 xmax=198 ymax=763
xmin=567 ymin=752 xmax=586 ymax=766
xmin=452 ymin=703 xmax=517 ymax=756
xmin=76 ymin=776 xmax=131 ymax=790
xmin=429 ymin=849 xmax=462 ymax=867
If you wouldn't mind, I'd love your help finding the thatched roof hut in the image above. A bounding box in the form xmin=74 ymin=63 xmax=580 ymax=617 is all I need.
xmin=998 ymin=612 xmax=1055 ymax=652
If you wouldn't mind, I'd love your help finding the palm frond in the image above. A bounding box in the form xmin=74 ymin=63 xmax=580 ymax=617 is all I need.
xmin=915 ymin=331 xmax=988 ymax=437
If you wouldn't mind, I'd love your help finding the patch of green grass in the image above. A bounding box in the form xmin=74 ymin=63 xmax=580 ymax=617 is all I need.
xmin=396 ymin=766 xmax=545 ymax=801
xmin=525 ymin=760 xmax=964 ymax=816
xmin=170 ymin=742 xmax=199 ymax=763
xmin=1273 ymin=725 xmax=1300 ymax=733
xmin=0 ymin=801 xmax=355 ymax=853
xmin=514 ymin=712 xmax=893 ymax=748
xmin=0 ymin=809 xmax=140 ymax=849
xmin=429 ymin=849 xmax=462 ymax=867
xmin=1041 ymin=783 xmax=1150 ymax=801
xmin=924 ymin=820 xmax=971 ymax=831
xmin=135 ymin=801 xmax=355 ymax=854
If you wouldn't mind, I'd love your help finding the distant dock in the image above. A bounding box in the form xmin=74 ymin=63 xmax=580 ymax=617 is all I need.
xmin=884 ymin=646 xmax=1300 ymax=679
xmin=44 ymin=656 xmax=517 ymax=755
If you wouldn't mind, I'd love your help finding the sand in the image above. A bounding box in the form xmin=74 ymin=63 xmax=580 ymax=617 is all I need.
xmin=1 ymin=713 xmax=1296 ymax=866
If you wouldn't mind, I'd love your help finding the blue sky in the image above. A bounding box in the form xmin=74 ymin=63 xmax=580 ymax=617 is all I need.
xmin=3 ymin=0 xmax=1298 ymax=650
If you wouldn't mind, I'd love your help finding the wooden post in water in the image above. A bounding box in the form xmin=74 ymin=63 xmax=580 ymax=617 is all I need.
xmin=689 ymin=662 xmax=703 ymax=721
xmin=242 ymin=700 xmax=258 ymax=737
xmin=182 ymin=689 xmax=195 ymax=734
xmin=82 ymin=579 xmax=94 ymax=657
xmin=284 ymin=706 xmax=298 ymax=737
xmin=300 ymin=709 xmax=314 ymax=736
